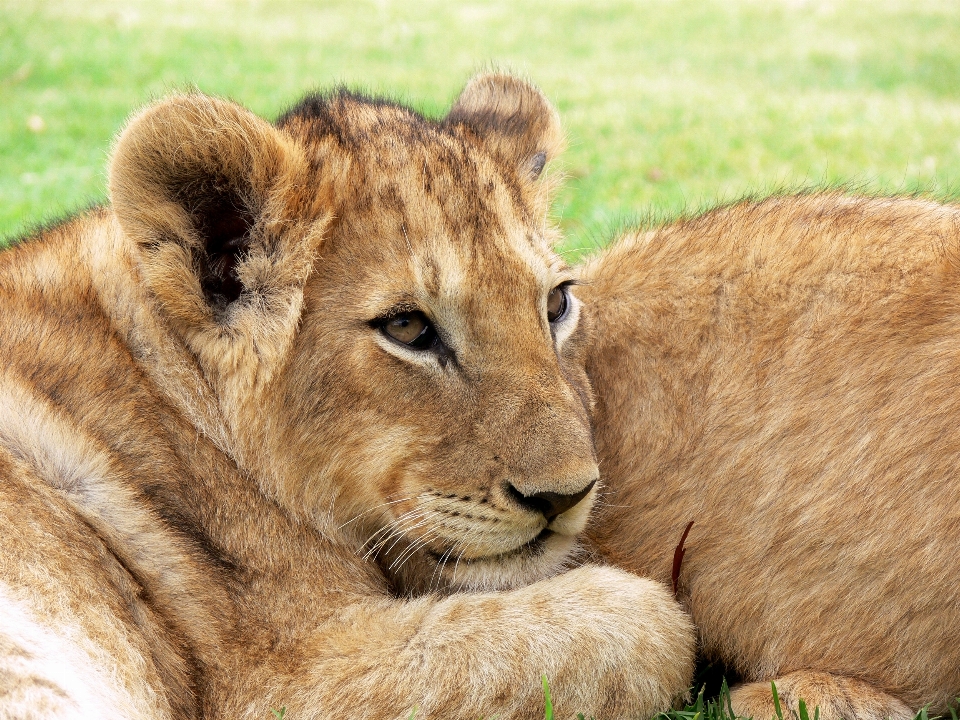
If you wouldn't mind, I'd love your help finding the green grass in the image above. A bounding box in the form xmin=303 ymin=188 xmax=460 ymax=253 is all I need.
xmin=4 ymin=0 xmax=960 ymax=250
xmin=400 ymin=676 xmax=958 ymax=720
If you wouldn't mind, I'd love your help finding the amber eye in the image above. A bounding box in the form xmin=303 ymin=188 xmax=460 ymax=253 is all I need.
xmin=546 ymin=285 xmax=569 ymax=323
xmin=380 ymin=311 xmax=438 ymax=350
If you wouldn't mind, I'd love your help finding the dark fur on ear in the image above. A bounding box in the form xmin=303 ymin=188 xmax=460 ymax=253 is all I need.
xmin=108 ymin=93 xmax=330 ymax=383
xmin=189 ymin=186 xmax=254 ymax=308
xmin=445 ymin=73 xmax=563 ymax=181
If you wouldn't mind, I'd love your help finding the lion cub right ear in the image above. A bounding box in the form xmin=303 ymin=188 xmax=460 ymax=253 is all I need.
xmin=445 ymin=73 xmax=564 ymax=184
xmin=109 ymin=94 xmax=329 ymax=386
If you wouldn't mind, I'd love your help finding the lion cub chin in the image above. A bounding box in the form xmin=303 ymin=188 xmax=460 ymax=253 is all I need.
xmin=0 ymin=74 xmax=693 ymax=719
xmin=580 ymin=194 xmax=960 ymax=720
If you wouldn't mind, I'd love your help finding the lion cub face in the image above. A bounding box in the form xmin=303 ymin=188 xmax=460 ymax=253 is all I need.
xmin=273 ymin=79 xmax=598 ymax=593
xmin=107 ymin=75 xmax=596 ymax=595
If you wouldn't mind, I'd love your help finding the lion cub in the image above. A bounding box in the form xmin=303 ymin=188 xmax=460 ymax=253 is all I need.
xmin=580 ymin=194 xmax=960 ymax=720
xmin=0 ymin=75 xmax=693 ymax=719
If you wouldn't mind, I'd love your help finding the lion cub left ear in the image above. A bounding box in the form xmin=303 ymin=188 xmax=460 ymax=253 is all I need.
xmin=109 ymin=93 xmax=329 ymax=387
xmin=445 ymin=73 xmax=563 ymax=183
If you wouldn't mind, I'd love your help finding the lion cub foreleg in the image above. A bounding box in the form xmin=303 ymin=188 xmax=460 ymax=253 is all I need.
xmin=269 ymin=566 xmax=695 ymax=720
xmin=730 ymin=671 xmax=913 ymax=720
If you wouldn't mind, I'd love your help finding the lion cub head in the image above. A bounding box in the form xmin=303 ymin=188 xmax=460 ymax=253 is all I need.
xmin=108 ymin=74 xmax=596 ymax=594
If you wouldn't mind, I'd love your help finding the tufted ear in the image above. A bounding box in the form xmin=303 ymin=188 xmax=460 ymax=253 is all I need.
xmin=445 ymin=73 xmax=563 ymax=182
xmin=109 ymin=93 xmax=330 ymax=388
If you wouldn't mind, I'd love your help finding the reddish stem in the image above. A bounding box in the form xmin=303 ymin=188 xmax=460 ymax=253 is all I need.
xmin=671 ymin=520 xmax=695 ymax=596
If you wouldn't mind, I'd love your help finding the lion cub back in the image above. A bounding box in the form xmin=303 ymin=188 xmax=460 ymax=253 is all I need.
xmin=580 ymin=193 xmax=960 ymax=714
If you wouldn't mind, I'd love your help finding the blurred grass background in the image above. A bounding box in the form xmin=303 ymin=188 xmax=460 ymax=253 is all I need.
xmin=2 ymin=0 xmax=960 ymax=250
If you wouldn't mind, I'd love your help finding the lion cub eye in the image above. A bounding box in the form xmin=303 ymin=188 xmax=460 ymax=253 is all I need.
xmin=546 ymin=285 xmax=569 ymax=323
xmin=380 ymin=312 xmax=438 ymax=350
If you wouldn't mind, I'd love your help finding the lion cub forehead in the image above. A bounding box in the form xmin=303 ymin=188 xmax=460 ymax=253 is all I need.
xmin=413 ymin=229 xmax=566 ymax=312
xmin=355 ymin=228 xmax=564 ymax=323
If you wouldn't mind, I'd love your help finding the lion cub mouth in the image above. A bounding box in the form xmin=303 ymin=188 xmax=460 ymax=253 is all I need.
xmin=428 ymin=528 xmax=555 ymax=566
xmin=411 ymin=527 xmax=582 ymax=593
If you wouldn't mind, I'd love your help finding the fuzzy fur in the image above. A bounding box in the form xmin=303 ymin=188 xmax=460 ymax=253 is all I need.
xmin=580 ymin=193 xmax=960 ymax=720
xmin=0 ymin=75 xmax=694 ymax=719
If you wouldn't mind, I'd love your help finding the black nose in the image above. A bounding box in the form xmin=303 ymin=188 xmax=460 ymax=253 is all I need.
xmin=507 ymin=479 xmax=597 ymax=523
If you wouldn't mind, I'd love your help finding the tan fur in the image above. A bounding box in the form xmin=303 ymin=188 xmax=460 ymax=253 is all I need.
xmin=579 ymin=194 xmax=960 ymax=720
xmin=0 ymin=75 xmax=694 ymax=719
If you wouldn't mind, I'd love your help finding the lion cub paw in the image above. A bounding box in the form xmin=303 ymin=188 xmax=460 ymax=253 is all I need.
xmin=537 ymin=566 xmax=695 ymax=718
xmin=729 ymin=671 xmax=913 ymax=720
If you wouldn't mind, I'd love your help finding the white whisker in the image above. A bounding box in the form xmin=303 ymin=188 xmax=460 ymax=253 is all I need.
xmin=451 ymin=547 xmax=466 ymax=585
xmin=390 ymin=527 xmax=444 ymax=572
xmin=386 ymin=517 xmax=440 ymax=569
xmin=336 ymin=495 xmax=418 ymax=530
xmin=363 ymin=521 xmax=417 ymax=562
xmin=359 ymin=506 xmax=426 ymax=554
xmin=430 ymin=546 xmax=456 ymax=592
xmin=383 ymin=512 xmax=441 ymax=561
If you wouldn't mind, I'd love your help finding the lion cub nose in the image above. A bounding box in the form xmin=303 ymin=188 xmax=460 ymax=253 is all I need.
xmin=508 ymin=479 xmax=597 ymax=523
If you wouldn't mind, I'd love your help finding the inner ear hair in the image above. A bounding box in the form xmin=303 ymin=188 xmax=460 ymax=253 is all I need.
xmin=181 ymin=180 xmax=256 ymax=310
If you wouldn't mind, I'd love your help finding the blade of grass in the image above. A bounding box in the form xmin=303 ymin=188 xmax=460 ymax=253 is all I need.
xmin=722 ymin=678 xmax=736 ymax=720
xmin=771 ymin=681 xmax=784 ymax=720
xmin=542 ymin=675 xmax=554 ymax=720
